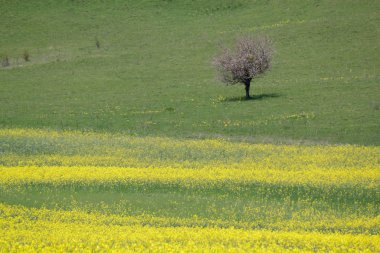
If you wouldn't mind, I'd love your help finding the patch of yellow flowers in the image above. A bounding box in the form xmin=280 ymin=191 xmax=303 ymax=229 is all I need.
xmin=1 ymin=128 xmax=379 ymax=170
xmin=1 ymin=204 xmax=379 ymax=253
xmin=0 ymin=165 xmax=378 ymax=188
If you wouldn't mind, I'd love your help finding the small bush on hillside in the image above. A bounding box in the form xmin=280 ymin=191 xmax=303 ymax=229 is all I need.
xmin=213 ymin=36 xmax=272 ymax=99
xmin=1 ymin=56 xmax=10 ymax=67
xmin=23 ymin=50 xmax=30 ymax=62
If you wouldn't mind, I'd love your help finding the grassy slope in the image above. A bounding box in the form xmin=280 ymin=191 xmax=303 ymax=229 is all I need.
xmin=0 ymin=0 xmax=379 ymax=145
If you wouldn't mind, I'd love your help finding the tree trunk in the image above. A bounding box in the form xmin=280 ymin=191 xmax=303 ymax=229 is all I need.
xmin=244 ymin=79 xmax=251 ymax=99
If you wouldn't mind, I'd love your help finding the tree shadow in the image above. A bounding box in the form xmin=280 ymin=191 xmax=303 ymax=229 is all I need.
xmin=221 ymin=93 xmax=281 ymax=102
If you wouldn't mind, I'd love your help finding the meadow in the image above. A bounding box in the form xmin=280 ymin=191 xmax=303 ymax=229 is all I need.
xmin=1 ymin=0 xmax=379 ymax=252
xmin=1 ymin=0 xmax=379 ymax=144
xmin=0 ymin=129 xmax=379 ymax=251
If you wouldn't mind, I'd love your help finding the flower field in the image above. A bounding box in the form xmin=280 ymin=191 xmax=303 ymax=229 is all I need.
xmin=0 ymin=129 xmax=379 ymax=252
xmin=1 ymin=204 xmax=378 ymax=252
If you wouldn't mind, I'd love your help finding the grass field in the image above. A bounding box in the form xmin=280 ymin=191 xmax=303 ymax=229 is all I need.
xmin=1 ymin=0 xmax=379 ymax=144
xmin=1 ymin=0 xmax=379 ymax=252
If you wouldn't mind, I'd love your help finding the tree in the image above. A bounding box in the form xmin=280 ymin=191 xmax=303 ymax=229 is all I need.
xmin=213 ymin=36 xmax=272 ymax=99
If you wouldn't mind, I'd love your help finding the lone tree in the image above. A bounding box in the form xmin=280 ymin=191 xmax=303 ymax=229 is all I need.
xmin=213 ymin=36 xmax=272 ymax=99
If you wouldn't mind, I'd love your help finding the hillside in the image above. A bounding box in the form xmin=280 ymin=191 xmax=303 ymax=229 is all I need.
xmin=1 ymin=1 xmax=380 ymax=251
xmin=1 ymin=0 xmax=379 ymax=145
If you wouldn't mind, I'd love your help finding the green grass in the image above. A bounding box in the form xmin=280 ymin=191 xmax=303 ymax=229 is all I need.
xmin=1 ymin=182 xmax=378 ymax=234
xmin=0 ymin=0 xmax=379 ymax=145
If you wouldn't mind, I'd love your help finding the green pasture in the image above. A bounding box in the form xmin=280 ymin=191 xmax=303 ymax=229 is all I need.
xmin=1 ymin=181 xmax=378 ymax=234
xmin=1 ymin=0 xmax=379 ymax=145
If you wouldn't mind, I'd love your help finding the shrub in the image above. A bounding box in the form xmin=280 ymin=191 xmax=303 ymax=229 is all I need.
xmin=23 ymin=50 xmax=30 ymax=62
xmin=1 ymin=56 xmax=10 ymax=67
